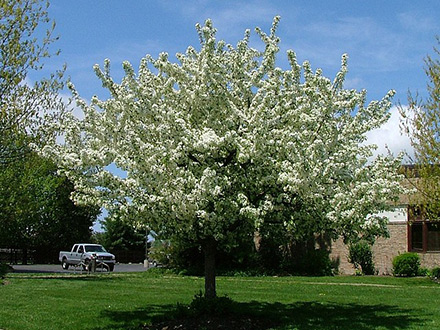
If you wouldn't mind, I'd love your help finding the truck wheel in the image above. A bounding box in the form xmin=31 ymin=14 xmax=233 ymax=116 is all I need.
xmin=62 ymin=258 xmax=69 ymax=270
xmin=108 ymin=264 xmax=114 ymax=272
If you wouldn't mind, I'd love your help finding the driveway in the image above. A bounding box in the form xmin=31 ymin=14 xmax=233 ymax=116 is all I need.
xmin=11 ymin=263 xmax=149 ymax=274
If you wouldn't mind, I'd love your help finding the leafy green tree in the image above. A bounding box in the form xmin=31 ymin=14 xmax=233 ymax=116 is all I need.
xmin=45 ymin=17 xmax=403 ymax=298
xmin=100 ymin=211 xmax=147 ymax=254
xmin=0 ymin=0 xmax=65 ymax=164
xmin=257 ymin=223 xmax=334 ymax=275
xmin=0 ymin=149 xmax=99 ymax=263
xmin=400 ymin=37 xmax=440 ymax=219
xmin=151 ymin=223 xmax=258 ymax=275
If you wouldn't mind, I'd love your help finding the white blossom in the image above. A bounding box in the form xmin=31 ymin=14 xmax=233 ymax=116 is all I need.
xmin=42 ymin=16 xmax=403 ymax=243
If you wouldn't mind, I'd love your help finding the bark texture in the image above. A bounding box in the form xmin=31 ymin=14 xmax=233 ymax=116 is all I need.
xmin=204 ymin=237 xmax=217 ymax=299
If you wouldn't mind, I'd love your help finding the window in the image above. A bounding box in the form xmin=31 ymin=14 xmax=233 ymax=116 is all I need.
xmin=409 ymin=221 xmax=440 ymax=252
xmin=427 ymin=223 xmax=440 ymax=251
xmin=85 ymin=245 xmax=106 ymax=253
xmin=410 ymin=223 xmax=423 ymax=251
xmin=408 ymin=204 xmax=440 ymax=252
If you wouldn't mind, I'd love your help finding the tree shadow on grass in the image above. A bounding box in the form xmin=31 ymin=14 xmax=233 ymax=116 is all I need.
xmin=94 ymin=300 xmax=428 ymax=330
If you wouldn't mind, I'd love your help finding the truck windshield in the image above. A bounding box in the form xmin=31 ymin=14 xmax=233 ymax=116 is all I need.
xmin=84 ymin=245 xmax=106 ymax=253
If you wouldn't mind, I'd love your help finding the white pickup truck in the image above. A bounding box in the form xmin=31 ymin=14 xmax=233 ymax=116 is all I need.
xmin=59 ymin=243 xmax=116 ymax=271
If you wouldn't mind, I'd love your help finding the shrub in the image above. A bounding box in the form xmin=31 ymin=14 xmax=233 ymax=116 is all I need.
xmin=431 ymin=267 xmax=440 ymax=279
xmin=348 ymin=241 xmax=375 ymax=275
xmin=418 ymin=267 xmax=429 ymax=277
xmin=175 ymin=291 xmax=235 ymax=318
xmin=0 ymin=262 xmax=11 ymax=280
xmin=392 ymin=252 xmax=420 ymax=277
xmin=297 ymin=249 xmax=334 ymax=276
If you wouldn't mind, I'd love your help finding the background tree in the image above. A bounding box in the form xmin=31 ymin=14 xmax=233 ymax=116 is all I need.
xmin=100 ymin=213 xmax=146 ymax=252
xmin=400 ymin=37 xmax=440 ymax=218
xmin=150 ymin=221 xmax=258 ymax=275
xmin=98 ymin=211 xmax=147 ymax=263
xmin=257 ymin=222 xmax=334 ymax=276
xmin=44 ymin=17 xmax=403 ymax=298
xmin=0 ymin=149 xmax=99 ymax=263
xmin=0 ymin=0 xmax=65 ymax=164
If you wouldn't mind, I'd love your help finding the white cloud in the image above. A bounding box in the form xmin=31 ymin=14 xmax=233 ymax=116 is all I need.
xmin=365 ymin=106 xmax=414 ymax=162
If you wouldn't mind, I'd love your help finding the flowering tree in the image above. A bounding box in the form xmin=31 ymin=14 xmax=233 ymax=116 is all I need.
xmin=44 ymin=17 xmax=402 ymax=298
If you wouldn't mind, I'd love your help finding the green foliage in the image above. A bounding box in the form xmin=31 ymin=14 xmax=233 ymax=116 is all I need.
xmin=148 ymin=239 xmax=174 ymax=268
xmin=0 ymin=0 xmax=66 ymax=164
xmin=256 ymin=226 xmax=335 ymax=276
xmin=175 ymin=291 xmax=235 ymax=318
xmin=253 ymin=224 xmax=316 ymax=275
xmin=100 ymin=212 xmax=147 ymax=259
xmin=155 ymin=225 xmax=337 ymax=277
xmin=150 ymin=229 xmax=259 ymax=276
xmin=0 ymin=151 xmax=99 ymax=262
xmin=0 ymin=262 xmax=10 ymax=279
xmin=348 ymin=241 xmax=375 ymax=275
xmin=296 ymin=249 xmax=334 ymax=276
xmin=0 ymin=0 xmax=68 ymax=261
xmin=392 ymin=253 xmax=421 ymax=277
xmin=257 ymin=223 xmax=288 ymax=271
xmin=418 ymin=267 xmax=429 ymax=277
xmin=399 ymin=38 xmax=440 ymax=217
xmin=430 ymin=267 xmax=440 ymax=279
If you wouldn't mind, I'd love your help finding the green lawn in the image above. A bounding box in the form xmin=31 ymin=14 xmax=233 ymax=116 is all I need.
xmin=1 ymin=270 xmax=439 ymax=329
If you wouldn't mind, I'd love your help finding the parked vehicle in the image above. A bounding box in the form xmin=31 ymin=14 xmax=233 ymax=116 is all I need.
xmin=59 ymin=244 xmax=116 ymax=271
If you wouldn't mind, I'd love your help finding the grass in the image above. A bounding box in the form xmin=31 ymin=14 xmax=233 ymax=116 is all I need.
xmin=1 ymin=269 xmax=440 ymax=329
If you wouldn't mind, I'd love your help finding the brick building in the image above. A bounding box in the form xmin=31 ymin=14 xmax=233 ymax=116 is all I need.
xmin=330 ymin=174 xmax=440 ymax=275
xmin=330 ymin=208 xmax=409 ymax=275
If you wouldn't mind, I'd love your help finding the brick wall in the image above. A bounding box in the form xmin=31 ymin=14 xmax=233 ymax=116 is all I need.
xmin=329 ymin=237 xmax=351 ymax=274
xmin=419 ymin=253 xmax=440 ymax=270
xmin=330 ymin=222 xmax=440 ymax=274
xmin=371 ymin=222 xmax=408 ymax=275
xmin=330 ymin=222 xmax=407 ymax=275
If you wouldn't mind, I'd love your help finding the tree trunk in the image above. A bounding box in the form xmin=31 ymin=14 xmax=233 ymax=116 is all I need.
xmin=204 ymin=237 xmax=217 ymax=299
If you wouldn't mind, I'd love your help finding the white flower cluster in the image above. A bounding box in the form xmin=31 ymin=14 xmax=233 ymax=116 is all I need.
xmin=42 ymin=16 xmax=403 ymax=243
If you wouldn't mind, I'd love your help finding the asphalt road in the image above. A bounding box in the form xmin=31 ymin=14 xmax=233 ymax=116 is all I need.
xmin=11 ymin=263 xmax=149 ymax=274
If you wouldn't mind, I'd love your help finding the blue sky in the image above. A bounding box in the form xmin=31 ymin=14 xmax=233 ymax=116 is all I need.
xmin=41 ymin=1 xmax=439 ymax=155
xmin=33 ymin=1 xmax=439 ymax=230
xmin=43 ymin=1 xmax=439 ymax=102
